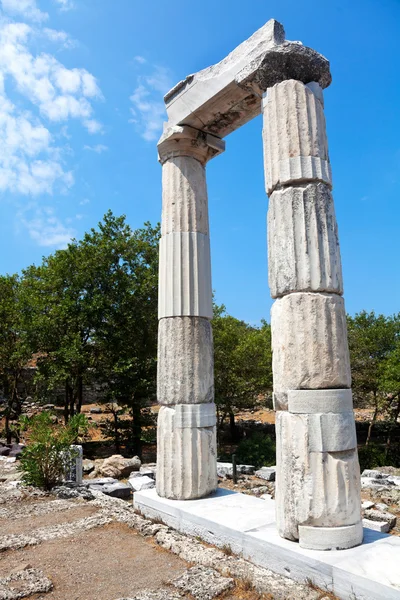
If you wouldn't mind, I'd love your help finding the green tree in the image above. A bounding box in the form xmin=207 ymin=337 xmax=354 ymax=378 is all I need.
xmin=347 ymin=311 xmax=399 ymax=445
xmin=87 ymin=213 xmax=159 ymax=456
xmin=0 ymin=275 xmax=31 ymax=443
xmin=213 ymin=304 xmax=273 ymax=441
xmin=21 ymin=244 xmax=97 ymax=423
xmin=20 ymin=212 xmax=159 ymax=458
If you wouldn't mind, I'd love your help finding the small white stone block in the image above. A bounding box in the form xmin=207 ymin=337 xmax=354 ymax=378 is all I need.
xmin=255 ymin=467 xmax=276 ymax=481
xmin=158 ymin=232 xmax=212 ymax=319
xmin=128 ymin=475 xmax=155 ymax=492
xmin=64 ymin=445 xmax=83 ymax=485
xmin=156 ymin=404 xmax=217 ymax=500
xmin=157 ymin=317 xmax=214 ymax=405
xmin=267 ymin=183 xmax=343 ymax=298
xmin=263 ymin=80 xmax=331 ymax=194
xmin=361 ymin=501 xmax=375 ymax=510
xmin=298 ymin=521 xmax=363 ymax=550
xmin=364 ymin=509 xmax=396 ymax=529
xmin=271 ymin=293 xmax=352 ymax=398
xmin=308 ymin=412 xmax=357 ymax=452
xmin=362 ymin=519 xmax=390 ymax=533
xmin=288 ymin=389 xmax=353 ymax=414
xmin=174 ymin=403 xmax=217 ymax=428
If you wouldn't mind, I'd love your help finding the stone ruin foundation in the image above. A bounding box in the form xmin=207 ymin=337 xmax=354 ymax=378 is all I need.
xmin=155 ymin=19 xmax=362 ymax=551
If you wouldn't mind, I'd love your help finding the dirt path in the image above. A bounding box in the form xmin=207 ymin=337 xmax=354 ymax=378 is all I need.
xmin=0 ymin=521 xmax=188 ymax=600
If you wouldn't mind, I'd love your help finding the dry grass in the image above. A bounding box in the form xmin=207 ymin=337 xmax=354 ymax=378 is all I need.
xmin=306 ymin=577 xmax=340 ymax=600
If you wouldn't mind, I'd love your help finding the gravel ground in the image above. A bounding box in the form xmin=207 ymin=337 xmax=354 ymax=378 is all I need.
xmin=0 ymin=466 xmax=337 ymax=600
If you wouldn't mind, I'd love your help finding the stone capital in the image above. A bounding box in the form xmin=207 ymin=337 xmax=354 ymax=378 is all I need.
xmin=158 ymin=125 xmax=225 ymax=165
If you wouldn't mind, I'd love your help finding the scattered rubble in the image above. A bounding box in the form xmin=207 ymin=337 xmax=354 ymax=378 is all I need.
xmin=255 ymin=466 xmax=276 ymax=481
xmin=362 ymin=518 xmax=390 ymax=533
xmin=89 ymin=455 xmax=141 ymax=479
xmin=171 ymin=565 xmax=234 ymax=599
xmin=216 ymin=462 xmax=255 ymax=478
xmin=0 ymin=567 xmax=52 ymax=600
xmin=128 ymin=476 xmax=155 ymax=492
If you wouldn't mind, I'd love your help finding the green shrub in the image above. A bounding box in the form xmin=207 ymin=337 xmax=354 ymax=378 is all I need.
xmin=358 ymin=442 xmax=400 ymax=472
xmin=18 ymin=412 xmax=88 ymax=490
xmin=235 ymin=432 xmax=276 ymax=469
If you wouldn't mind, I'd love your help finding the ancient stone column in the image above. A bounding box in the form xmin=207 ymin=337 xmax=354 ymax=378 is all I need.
xmin=156 ymin=125 xmax=224 ymax=500
xmin=262 ymin=80 xmax=362 ymax=550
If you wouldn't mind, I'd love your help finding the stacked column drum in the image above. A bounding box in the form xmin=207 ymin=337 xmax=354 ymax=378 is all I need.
xmin=156 ymin=126 xmax=221 ymax=500
xmin=262 ymin=80 xmax=362 ymax=550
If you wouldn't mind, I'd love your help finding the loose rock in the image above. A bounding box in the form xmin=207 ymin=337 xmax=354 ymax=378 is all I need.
xmin=171 ymin=566 xmax=234 ymax=600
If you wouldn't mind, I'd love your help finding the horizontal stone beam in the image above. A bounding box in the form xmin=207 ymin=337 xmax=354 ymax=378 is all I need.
xmin=163 ymin=19 xmax=331 ymax=139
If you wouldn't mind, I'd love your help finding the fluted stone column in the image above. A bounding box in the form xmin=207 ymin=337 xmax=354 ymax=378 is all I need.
xmin=156 ymin=125 xmax=224 ymax=500
xmin=262 ymin=80 xmax=362 ymax=550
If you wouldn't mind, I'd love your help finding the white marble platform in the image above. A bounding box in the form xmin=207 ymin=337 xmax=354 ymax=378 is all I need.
xmin=134 ymin=488 xmax=400 ymax=600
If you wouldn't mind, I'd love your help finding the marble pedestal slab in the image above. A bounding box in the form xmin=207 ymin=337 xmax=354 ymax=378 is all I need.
xmin=134 ymin=488 xmax=400 ymax=600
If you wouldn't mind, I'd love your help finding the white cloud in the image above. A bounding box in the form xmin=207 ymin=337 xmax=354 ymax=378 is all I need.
xmin=80 ymin=198 xmax=89 ymax=205
xmin=53 ymin=0 xmax=75 ymax=11
xmin=84 ymin=143 xmax=108 ymax=153
xmin=0 ymin=21 xmax=102 ymax=131
xmin=42 ymin=28 xmax=76 ymax=49
xmin=84 ymin=118 xmax=103 ymax=134
xmin=0 ymin=0 xmax=104 ymax=248
xmin=0 ymin=87 xmax=74 ymax=195
xmin=134 ymin=55 xmax=146 ymax=64
xmin=19 ymin=205 xmax=76 ymax=248
xmin=1 ymin=0 xmax=48 ymax=23
xmin=130 ymin=65 xmax=172 ymax=142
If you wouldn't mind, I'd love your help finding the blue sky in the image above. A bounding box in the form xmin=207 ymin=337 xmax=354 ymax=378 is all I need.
xmin=0 ymin=0 xmax=399 ymax=324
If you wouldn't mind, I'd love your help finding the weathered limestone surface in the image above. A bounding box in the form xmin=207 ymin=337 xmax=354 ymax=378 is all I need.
xmin=158 ymin=317 xmax=213 ymax=406
xmin=156 ymin=404 xmax=217 ymax=500
xmin=156 ymin=123 xmax=218 ymax=500
xmin=298 ymin=522 xmax=363 ymax=551
xmin=158 ymin=232 xmax=212 ymax=319
xmin=161 ymin=157 xmax=209 ymax=236
xmin=158 ymin=125 xmax=225 ymax=166
xmin=288 ymin=388 xmax=353 ymax=414
xmin=275 ymin=411 xmax=361 ymax=543
xmin=263 ymin=80 xmax=331 ymax=194
xmin=271 ymin=292 xmax=351 ymax=408
xmin=164 ymin=20 xmax=331 ymax=139
xmin=267 ymin=183 xmax=343 ymax=298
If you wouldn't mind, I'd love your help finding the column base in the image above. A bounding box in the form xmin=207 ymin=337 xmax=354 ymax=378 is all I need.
xmin=156 ymin=403 xmax=217 ymax=500
xmin=298 ymin=521 xmax=363 ymax=550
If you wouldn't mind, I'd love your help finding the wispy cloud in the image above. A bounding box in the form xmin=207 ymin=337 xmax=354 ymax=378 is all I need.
xmin=18 ymin=205 xmax=76 ymax=248
xmin=129 ymin=65 xmax=172 ymax=142
xmin=84 ymin=143 xmax=108 ymax=153
xmin=53 ymin=0 xmax=75 ymax=11
xmin=133 ymin=55 xmax=146 ymax=64
xmin=1 ymin=0 xmax=48 ymax=23
xmin=0 ymin=0 xmax=104 ymax=248
xmin=43 ymin=27 xmax=77 ymax=49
